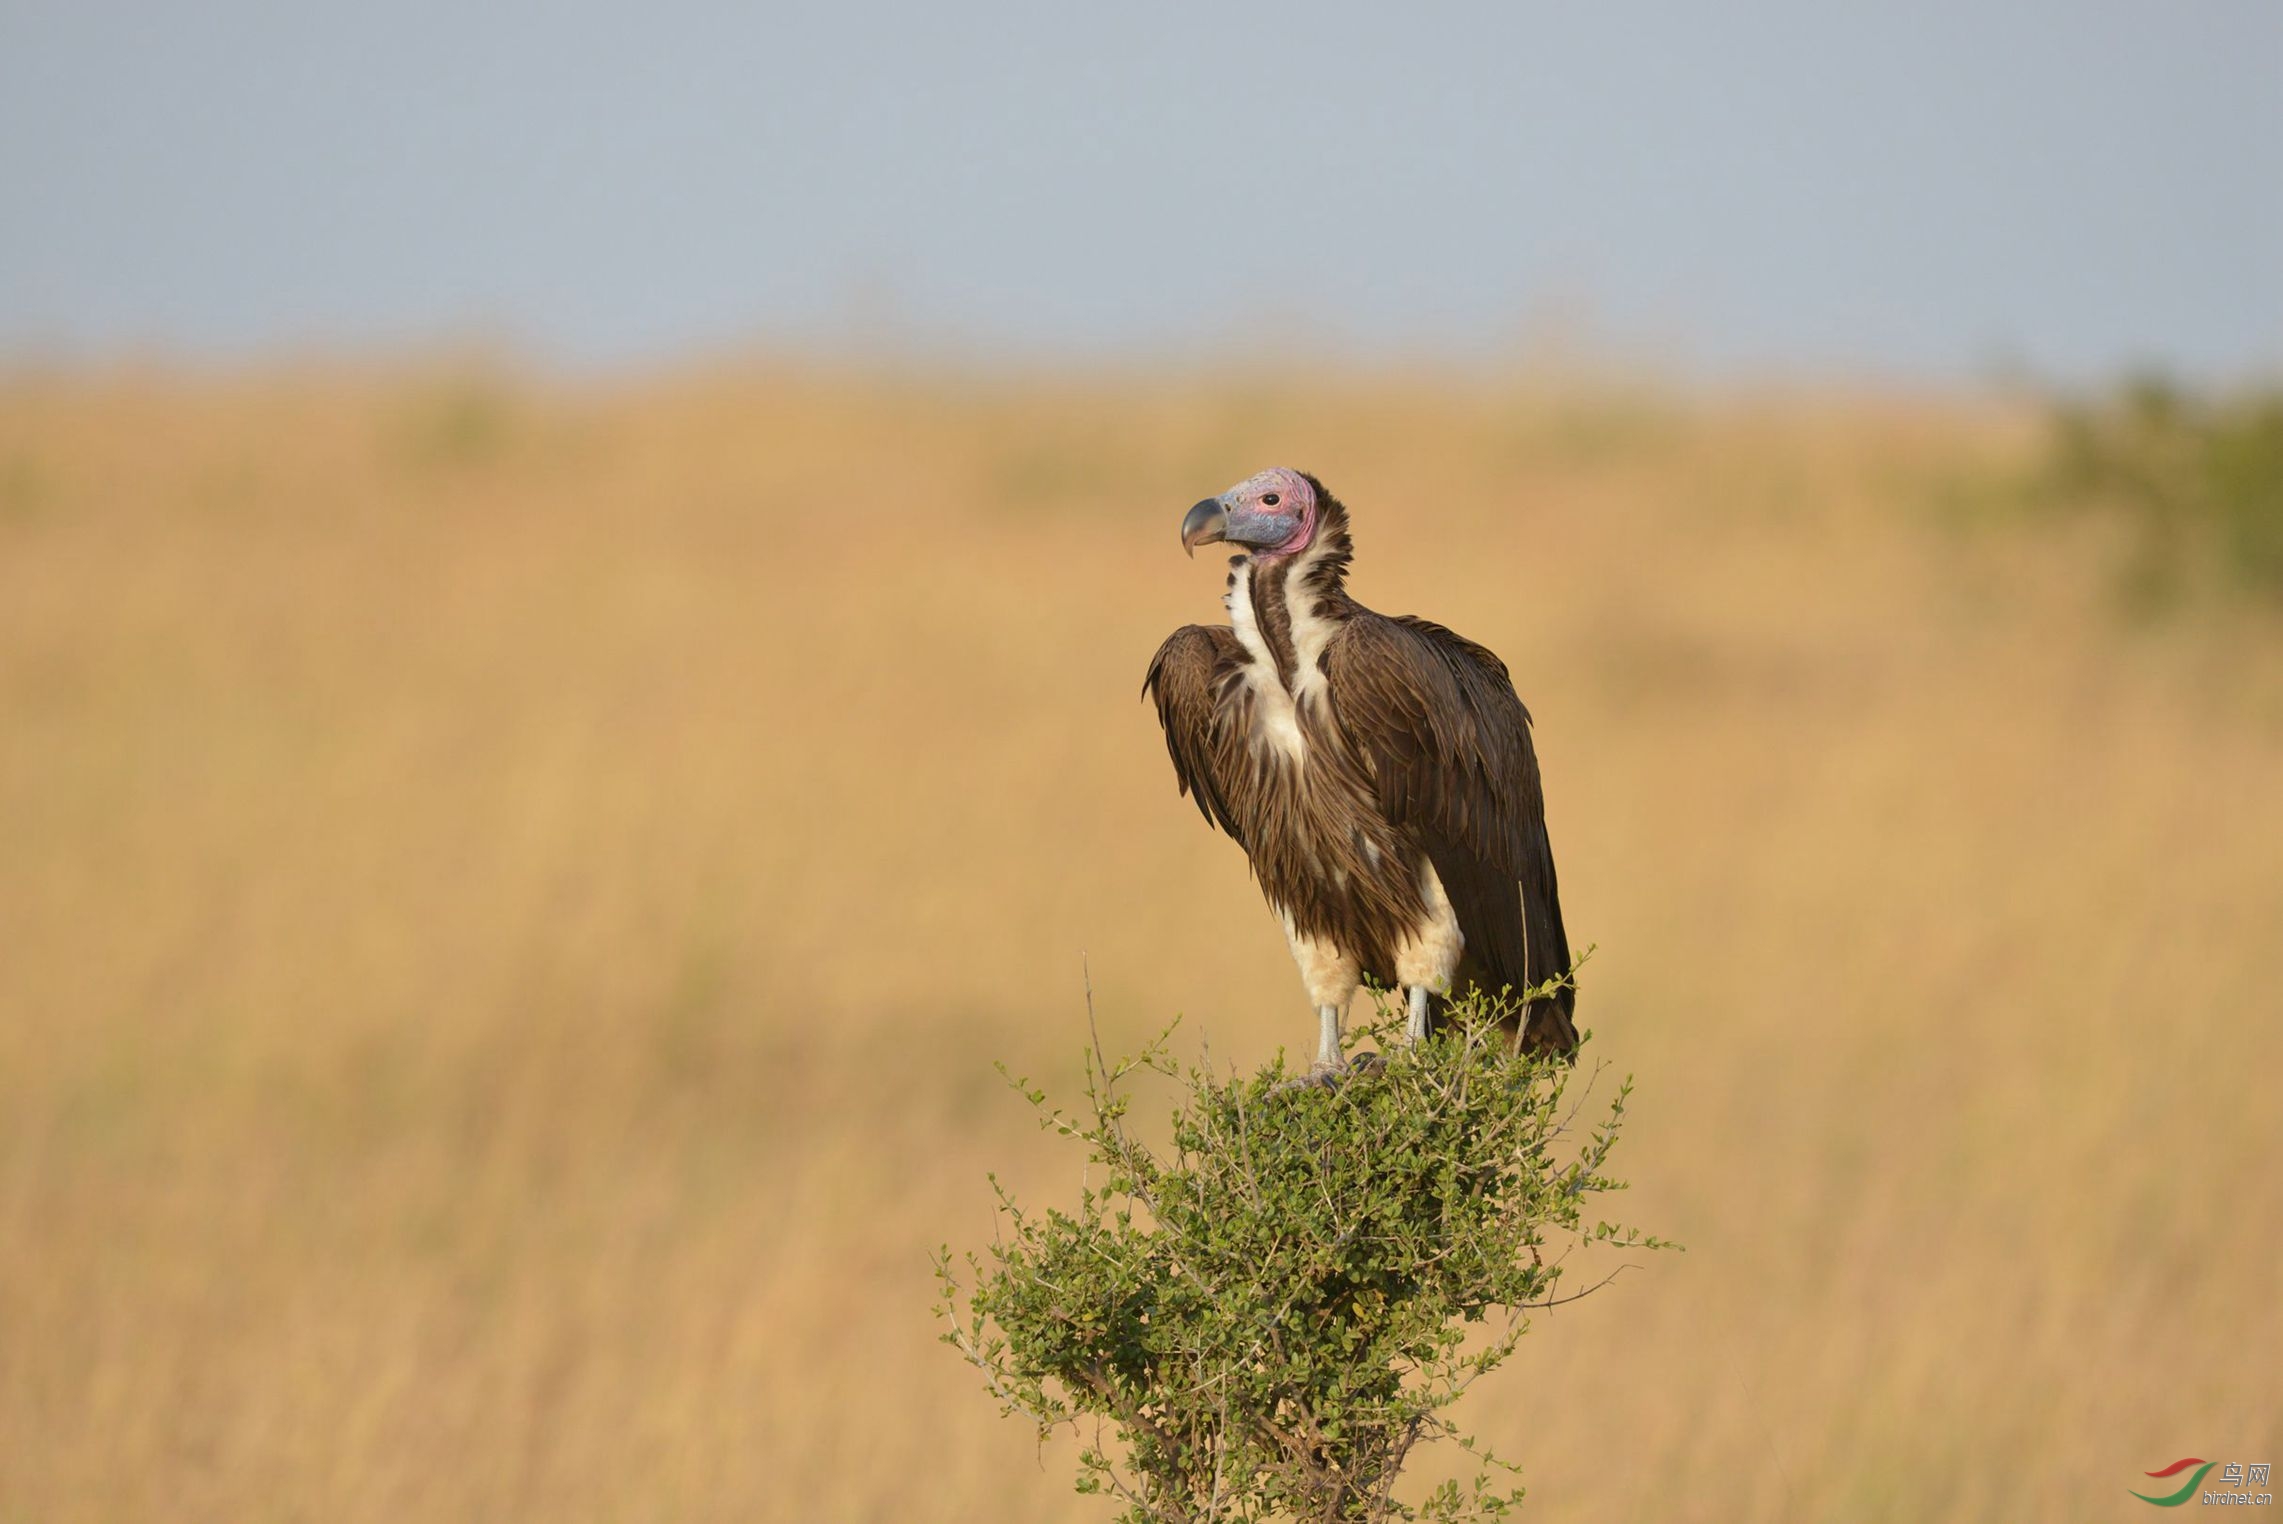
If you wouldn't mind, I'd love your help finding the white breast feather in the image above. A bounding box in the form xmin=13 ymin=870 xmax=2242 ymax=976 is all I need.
xmin=1288 ymin=572 xmax=1337 ymax=712
xmin=1226 ymin=561 xmax=1307 ymax=763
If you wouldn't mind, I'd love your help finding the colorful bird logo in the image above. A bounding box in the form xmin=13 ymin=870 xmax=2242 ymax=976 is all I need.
xmin=2134 ymin=1458 xmax=2217 ymax=1507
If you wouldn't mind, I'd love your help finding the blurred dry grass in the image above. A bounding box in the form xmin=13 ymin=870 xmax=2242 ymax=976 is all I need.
xmin=2 ymin=365 xmax=2279 ymax=1521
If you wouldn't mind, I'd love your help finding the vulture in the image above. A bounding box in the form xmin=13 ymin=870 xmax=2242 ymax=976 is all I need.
xmin=1144 ymin=468 xmax=1577 ymax=1078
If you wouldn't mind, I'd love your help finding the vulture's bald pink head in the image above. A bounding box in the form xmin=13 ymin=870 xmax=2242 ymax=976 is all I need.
xmin=1180 ymin=468 xmax=1320 ymax=560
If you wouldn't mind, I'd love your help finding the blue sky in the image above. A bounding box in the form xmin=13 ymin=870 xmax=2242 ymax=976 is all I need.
xmin=2 ymin=0 xmax=2277 ymax=380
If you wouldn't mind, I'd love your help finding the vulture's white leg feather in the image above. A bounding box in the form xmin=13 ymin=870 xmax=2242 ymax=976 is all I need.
xmin=1397 ymin=857 xmax=1463 ymax=1043
xmin=1394 ymin=856 xmax=1464 ymax=994
xmin=1280 ymin=909 xmax=1358 ymax=1071
xmin=1279 ymin=910 xmax=1359 ymax=1009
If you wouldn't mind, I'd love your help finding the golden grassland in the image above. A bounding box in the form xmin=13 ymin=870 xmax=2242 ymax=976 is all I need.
xmin=2 ymin=365 xmax=2279 ymax=1522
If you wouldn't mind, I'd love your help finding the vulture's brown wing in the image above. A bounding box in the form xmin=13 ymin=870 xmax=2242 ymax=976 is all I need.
xmin=1143 ymin=624 xmax=1250 ymax=845
xmin=1323 ymin=614 xmax=1575 ymax=1045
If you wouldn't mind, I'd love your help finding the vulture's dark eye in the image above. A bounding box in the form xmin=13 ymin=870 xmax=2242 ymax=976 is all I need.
xmin=1262 ymin=493 xmax=1281 ymax=508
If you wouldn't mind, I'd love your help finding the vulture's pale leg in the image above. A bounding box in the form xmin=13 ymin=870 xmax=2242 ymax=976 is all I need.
xmin=1406 ymin=985 xmax=1432 ymax=1042
xmin=1395 ymin=856 xmax=1464 ymax=1047
xmin=1281 ymin=913 xmax=1360 ymax=1079
xmin=1315 ymin=1005 xmax=1344 ymax=1070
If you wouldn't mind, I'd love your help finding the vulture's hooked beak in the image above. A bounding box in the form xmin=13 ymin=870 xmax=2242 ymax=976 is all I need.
xmin=1180 ymin=497 xmax=1229 ymax=557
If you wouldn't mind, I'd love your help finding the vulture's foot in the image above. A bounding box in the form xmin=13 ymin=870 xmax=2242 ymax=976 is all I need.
xmin=1275 ymin=1051 xmax=1385 ymax=1094
xmin=1277 ymin=1060 xmax=1347 ymax=1094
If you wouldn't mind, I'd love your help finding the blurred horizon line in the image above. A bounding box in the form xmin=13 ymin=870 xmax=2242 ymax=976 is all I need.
xmin=4 ymin=320 xmax=2275 ymax=400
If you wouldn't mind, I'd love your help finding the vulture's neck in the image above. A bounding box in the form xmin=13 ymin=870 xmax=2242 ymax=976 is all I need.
xmin=1226 ymin=499 xmax=1356 ymax=696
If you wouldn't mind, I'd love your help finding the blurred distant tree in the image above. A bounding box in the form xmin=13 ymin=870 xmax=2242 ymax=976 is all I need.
xmin=935 ymin=983 xmax=1667 ymax=1523
xmin=2042 ymin=377 xmax=2283 ymax=605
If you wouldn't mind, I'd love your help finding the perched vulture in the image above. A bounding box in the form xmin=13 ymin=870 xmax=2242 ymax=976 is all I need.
xmin=1144 ymin=468 xmax=1577 ymax=1076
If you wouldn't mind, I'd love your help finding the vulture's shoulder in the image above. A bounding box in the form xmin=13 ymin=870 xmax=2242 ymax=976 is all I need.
xmin=1143 ymin=624 xmax=1247 ymax=839
xmin=1144 ymin=624 xmax=1244 ymax=720
xmin=1145 ymin=622 xmax=1241 ymax=686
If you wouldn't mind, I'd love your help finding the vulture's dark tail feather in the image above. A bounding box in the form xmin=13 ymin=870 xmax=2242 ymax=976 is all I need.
xmin=1425 ymin=983 xmax=1579 ymax=1060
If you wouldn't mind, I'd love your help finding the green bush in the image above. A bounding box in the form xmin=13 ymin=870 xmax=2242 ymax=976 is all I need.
xmin=2041 ymin=377 xmax=2283 ymax=604
xmin=935 ymin=985 xmax=1668 ymax=1522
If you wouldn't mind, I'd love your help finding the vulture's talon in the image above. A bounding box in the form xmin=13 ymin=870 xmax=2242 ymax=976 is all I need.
xmin=1276 ymin=1061 xmax=1347 ymax=1094
xmin=1274 ymin=1052 xmax=1389 ymax=1094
